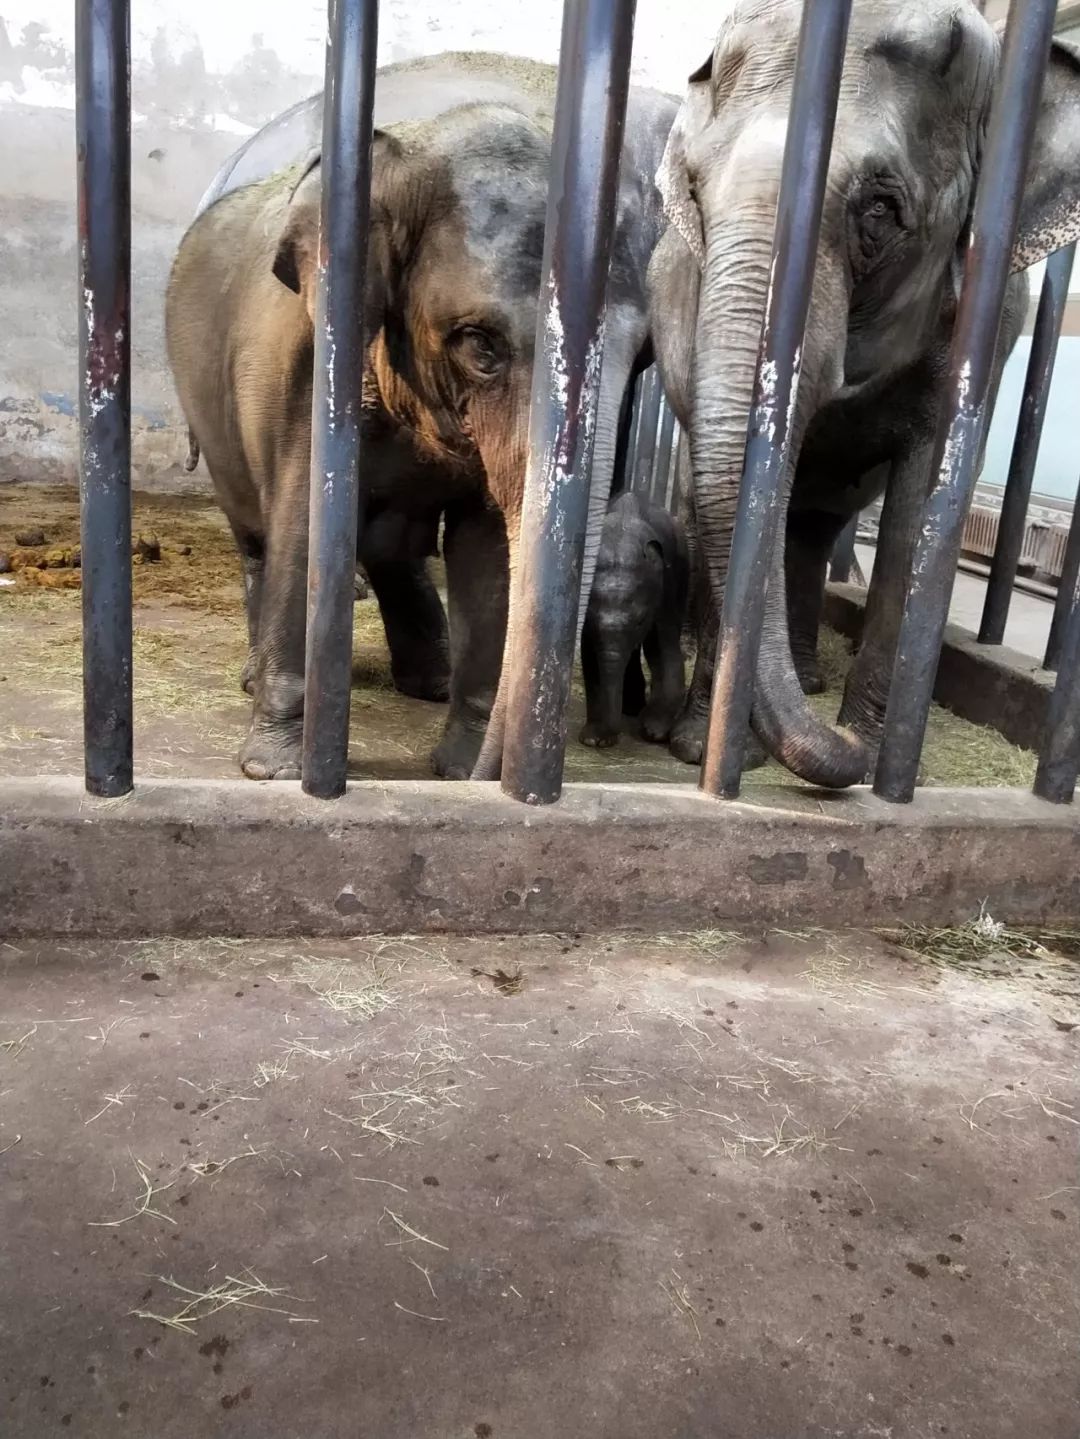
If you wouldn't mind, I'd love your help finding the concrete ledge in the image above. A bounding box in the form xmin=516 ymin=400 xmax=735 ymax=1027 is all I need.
xmin=825 ymin=583 xmax=1055 ymax=751
xmin=2 ymin=777 xmax=1078 ymax=937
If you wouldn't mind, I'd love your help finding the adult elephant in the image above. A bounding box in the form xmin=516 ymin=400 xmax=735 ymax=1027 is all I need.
xmin=168 ymin=53 xmax=676 ymax=781
xmin=648 ymin=1 xmax=1080 ymax=785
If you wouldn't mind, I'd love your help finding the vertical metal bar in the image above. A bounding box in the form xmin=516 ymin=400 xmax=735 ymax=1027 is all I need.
xmin=622 ymin=370 xmax=645 ymax=493
xmin=1045 ymin=484 xmax=1080 ymax=670
xmin=701 ymin=0 xmax=853 ymax=799
xmin=501 ymin=0 xmax=637 ymax=806
xmin=875 ymin=0 xmax=1058 ymax=803
xmin=979 ymin=242 xmax=1075 ymax=645
xmin=652 ymin=395 xmax=677 ymax=510
xmin=301 ymin=0 xmax=379 ymax=799
xmin=76 ymin=0 xmax=133 ymax=798
xmin=829 ymin=513 xmax=859 ymax=585
xmin=631 ymin=367 xmax=663 ymax=495
xmin=1034 ymin=560 xmax=1080 ymax=802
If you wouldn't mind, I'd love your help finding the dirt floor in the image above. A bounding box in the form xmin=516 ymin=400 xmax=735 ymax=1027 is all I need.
xmin=0 ymin=483 xmax=1037 ymax=787
xmin=0 ymin=926 xmax=1077 ymax=1438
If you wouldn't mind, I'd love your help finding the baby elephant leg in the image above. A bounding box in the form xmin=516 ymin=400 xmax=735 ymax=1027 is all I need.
xmin=580 ymin=625 xmax=634 ymax=749
xmin=640 ymin=611 xmax=686 ymax=744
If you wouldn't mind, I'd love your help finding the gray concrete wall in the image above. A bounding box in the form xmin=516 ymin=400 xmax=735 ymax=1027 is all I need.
xmin=0 ymin=1 xmax=713 ymax=488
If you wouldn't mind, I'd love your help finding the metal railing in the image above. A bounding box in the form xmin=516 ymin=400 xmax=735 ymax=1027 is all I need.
xmin=73 ymin=0 xmax=1080 ymax=812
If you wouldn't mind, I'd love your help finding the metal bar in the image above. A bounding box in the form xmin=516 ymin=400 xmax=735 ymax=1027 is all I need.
xmin=652 ymin=396 xmax=677 ymax=510
xmin=621 ymin=369 xmax=645 ymax=493
xmin=701 ymin=0 xmax=853 ymax=799
xmin=829 ymin=513 xmax=859 ymax=585
xmin=875 ymin=0 xmax=1058 ymax=804
xmin=76 ymin=0 xmax=133 ymax=798
xmin=1034 ymin=559 xmax=1080 ymax=802
xmin=501 ymin=0 xmax=637 ymax=806
xmin=1045 ymin=486 xmax=1080 ymax=670
xmin=631 ymin=367 xmax=663 ymax=495
xmin=979 ymin=242 xmax=1074 ymax=645
xmin=301 ymin=0 xmax=379 ymax=799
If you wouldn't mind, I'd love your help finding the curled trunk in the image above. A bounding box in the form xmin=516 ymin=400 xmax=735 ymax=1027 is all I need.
xmin=691 ymin=188 xmax=867 ymax=788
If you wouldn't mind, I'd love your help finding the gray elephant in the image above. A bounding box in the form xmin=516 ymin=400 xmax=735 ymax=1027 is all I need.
xmin=648 ymin=1 xmax=1080 ymax=786
xmin=580 ymin=490 xmax=689 ymax=750
xmin=167 ymin=52 xmax=676 ymax=781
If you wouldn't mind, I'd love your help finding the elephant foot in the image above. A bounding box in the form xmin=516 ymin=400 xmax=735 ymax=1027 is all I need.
xmin=393 ymin=670 xmax=450 ymax=703
xmin=239 ymin=719 xmax=303 ymax=781
xmin=431 ymin=722 xmax=484 ymax=780
xmin=354 ymin=569 xmax=371 ymax=602
xmin=669 ymin=710 xmax=706 ymax=766
xmin=640 ymin=697 xmax=681 ymax=745
xmin=579 ymin=721 xmax=620 ymax=749
xmin=669 ymin=711 xmax=768 ymax=772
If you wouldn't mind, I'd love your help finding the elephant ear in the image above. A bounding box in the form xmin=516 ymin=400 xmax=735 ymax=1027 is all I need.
xmin=655 ymin=54 xmax=714 ymax=271
xmin=1012 ymin=39 xmax=1080 ymax=272
xmin=271 ymin=129 xmax=409 ymax=328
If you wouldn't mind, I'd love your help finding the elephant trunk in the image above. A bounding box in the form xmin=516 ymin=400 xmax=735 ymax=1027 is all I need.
xmin=473 ymin=333 xmax=635 ymax=782
xmin=691 ymin=165 xmax=868 ymax=788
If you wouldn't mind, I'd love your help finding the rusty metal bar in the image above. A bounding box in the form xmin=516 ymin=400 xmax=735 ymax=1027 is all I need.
xmin=500 ymin=0 xmax=637 ymax=806
xmin=1034 ymin=559 xmax=1080 ymax=802
xmin=1045 ymin=485 xmax=1080 ymax=670
xmin=875 ymin=0 xmax=1058 ymax=804
xmin=301 ymin=0 xmax=379 ymax=799
xmin=652 ymin=396 xmax=677 ymax=509
xmin=630 ymin=367 xmax=663 ymax=496
xmin=701 ymin=0 xmax=853 ymax=799
xmin=76 ymin=0 xmax=133 ymax=798
xmin=979 ymin=243 xmax=1075 ymax=645
xmin=829 ymin=513 xmax=859 ymax=585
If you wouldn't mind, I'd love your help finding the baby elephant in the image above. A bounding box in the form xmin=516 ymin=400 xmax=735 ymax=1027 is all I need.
xmin=580 ymin=491 xmax=689 ymax=749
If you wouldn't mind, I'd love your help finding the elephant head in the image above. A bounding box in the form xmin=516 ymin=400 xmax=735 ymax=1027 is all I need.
xmin=651 ymin=0 xmax=1080 ymax=787
xmin=272 ymin=105 xmax=550 ymax=520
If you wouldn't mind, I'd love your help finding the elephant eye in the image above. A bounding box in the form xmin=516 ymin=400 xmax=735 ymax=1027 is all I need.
xmin=449 ymin=325 xmax=505 ymax=381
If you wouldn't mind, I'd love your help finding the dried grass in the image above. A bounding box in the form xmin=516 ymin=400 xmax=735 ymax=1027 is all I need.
xmin=131 ymin=1270 xmax=312 ymax=1334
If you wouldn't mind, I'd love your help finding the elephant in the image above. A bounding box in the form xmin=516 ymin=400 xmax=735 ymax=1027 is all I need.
xmin=647 ymin=0 xmax=1080 ymax=786
xmin=580 ymin=489 xmax=690 ymax=750
xmin=166 ymin=52 xmax=676 ymax=781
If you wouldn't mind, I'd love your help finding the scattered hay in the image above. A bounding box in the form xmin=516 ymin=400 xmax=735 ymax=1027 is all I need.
xmin=883 ymin=910 xmax=1080 ymax=997
xmin=189 ymin=1146 xmax=263 ymax=1180
xmin=89 ymin=1156 xmax=176 ymax=1228
xmin=381 ymin=1208 xmax=448 ymax=1252
xmin=659 ymin=1271 xmax=701 ymax=1343
xmin=131 ymin=1270 xmax=311 ymax=1335
xmin=0 ymin=1024 xmax=36 ymax=1059
xmin=83 ymin=1085 xmax=135 ymax=1125
xmin=654 ymin=929 xmax=746 ymax=959
xmin=297 ymin=962 xmax=394 ymax=1021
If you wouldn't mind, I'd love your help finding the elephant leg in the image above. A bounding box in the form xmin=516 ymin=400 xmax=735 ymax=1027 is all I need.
xmin=622 ymin=649 xmax=648 ymax=717
xmin=669 ymin=576 xmax=766 ymax=769
xmin=580 ymin=626 xmax=633 ymax=749
xmin=364 ymin=558 xmax=450 ymax=702
xmin=431 ymin=501 xmax=509 ymax=780
xmin=239 ymin=456 xmax=309 ymax=780
xmin=838 ymin=444 xmax=931 ymax=754
xmin=786 ymin=508 xmax=847 ymax=696
xmin=235 ymin=536 xmax=265 ymax=696
xmin=640 ymin=613 xmax=686 ymax=744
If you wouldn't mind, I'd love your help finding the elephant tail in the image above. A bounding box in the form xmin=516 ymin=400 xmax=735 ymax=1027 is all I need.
xmin=183 ymin=429 xmax=200 ymax=473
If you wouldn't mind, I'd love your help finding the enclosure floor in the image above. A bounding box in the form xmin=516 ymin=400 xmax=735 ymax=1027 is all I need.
xmin=0 ymin=483 xmax=1035 ymax=786
xmin=0 ymin=930 xmax=1076 ymax=1437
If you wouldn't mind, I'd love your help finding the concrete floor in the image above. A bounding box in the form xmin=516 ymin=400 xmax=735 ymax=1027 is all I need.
xmin=1 ymin=931 xmax=1077 ymax=1438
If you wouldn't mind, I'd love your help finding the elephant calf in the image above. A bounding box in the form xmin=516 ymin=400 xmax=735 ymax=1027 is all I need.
xmin=580 ymin=491 xmax=689 ymax=750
